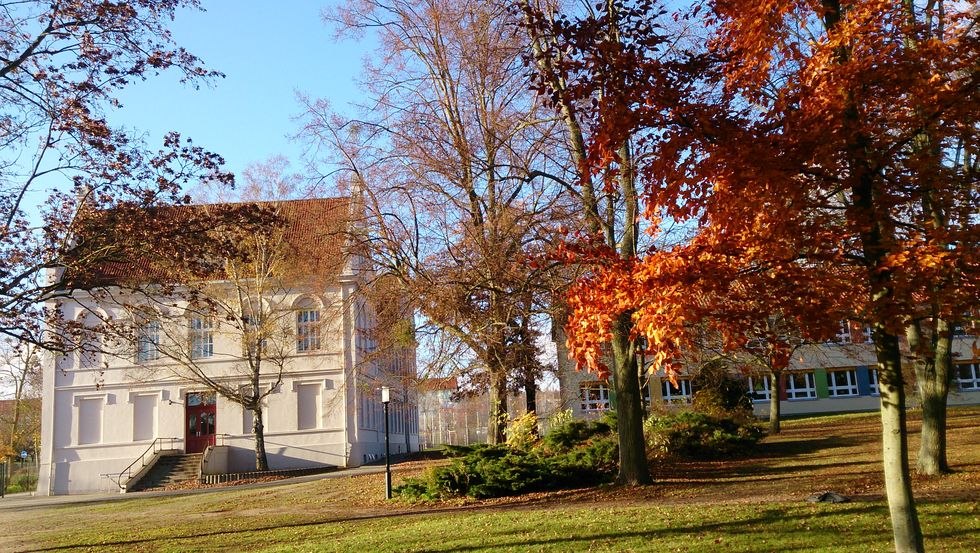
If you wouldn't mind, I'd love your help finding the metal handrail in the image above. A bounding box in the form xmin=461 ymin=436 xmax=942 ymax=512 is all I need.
xmin=110 ymin=437 xmax=181 ymax=491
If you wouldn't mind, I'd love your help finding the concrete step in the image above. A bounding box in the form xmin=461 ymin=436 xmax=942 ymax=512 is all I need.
xmin=128 ymin=453 xmax=203 ymax=492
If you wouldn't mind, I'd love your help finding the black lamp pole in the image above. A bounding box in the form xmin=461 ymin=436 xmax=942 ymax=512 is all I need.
xmin=381 ymin=386 xmax=392 ymax=499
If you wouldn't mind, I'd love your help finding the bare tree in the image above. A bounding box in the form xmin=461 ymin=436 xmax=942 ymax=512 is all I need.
xmin=303 ymin=0 xmax=566 ymax=444
xmin=0 ymin=1 xmax=239 ymax=354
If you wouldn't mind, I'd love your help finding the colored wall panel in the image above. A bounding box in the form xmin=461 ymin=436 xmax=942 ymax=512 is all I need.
xmin=814 ymin=368 xmax=829 ymax=399
xmin=856 ymin=366 xmax=871 ymax=395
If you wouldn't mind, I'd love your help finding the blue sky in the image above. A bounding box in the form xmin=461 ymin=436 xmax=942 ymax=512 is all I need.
xmin=115 ymin=1 xmax=370 ymax=181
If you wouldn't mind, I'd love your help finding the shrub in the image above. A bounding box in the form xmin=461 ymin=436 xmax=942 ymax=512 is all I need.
xmin=541 ymin=417 xmax=612 ymax=452
xmin=645 ymin=411 xmax=763 ymax=458
xmin=545 ymin=408 xmax=573 ymax=433
xmin=505 ymin=412 xmax=539 ymax=450
xmin=690 ymin=360 xmax=754 ymax=420
xmin=394 ymin=418 xmax=618 ymax=501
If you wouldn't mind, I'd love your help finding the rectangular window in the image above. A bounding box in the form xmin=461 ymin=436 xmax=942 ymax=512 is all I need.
xmin=77 ymin=397 xmax=103 ymax=445
xmin=297 ymin=383 xmax=321 ymax=430
xmin=242 ymin=315 xmax=267 ymax=356
xmin=786 ymin=372 xmax=817 ymax=400
xmin=136 ymin=321 xmax=161 ymax=363
xmin=189 ymin=317 xmax=214 ymax=359
xmin=661 ymin=378 xmax=692 ymax=403
xmin=869 ymin=369 xmax=880 ymax=395
xmin=956 ymin=363 xmax=980 ymax=390
xmin=748 ymin=375 xmax=771 ymax=402
xmin=862 ymin=325 xmax=873 ymax=343
xmin=833 ymin=320 xmax=851 ymax=344
xmin=132 ymin=394 xmax=157 ymax=441
xmin=296 ymin=309 xmax=321 ymax=352
xmin=827 ymin=369 xmax=859 ymax=397
xmin=579 ymin=381 xmax=609 ymax=412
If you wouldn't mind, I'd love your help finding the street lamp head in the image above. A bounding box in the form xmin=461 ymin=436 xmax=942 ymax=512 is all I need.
xmin=381 ymin=386 xmax=390 ymax=404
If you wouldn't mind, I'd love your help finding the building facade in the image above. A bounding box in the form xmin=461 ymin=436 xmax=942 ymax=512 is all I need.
xmin=559 ymin=322 xmax=980 ymax=419
xmin=36 ymin=198 xmax=419 ymax=495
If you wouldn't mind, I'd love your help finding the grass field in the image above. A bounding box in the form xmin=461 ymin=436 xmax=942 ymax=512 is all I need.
xmin=3 ymin=407 xmax=978 ymax=552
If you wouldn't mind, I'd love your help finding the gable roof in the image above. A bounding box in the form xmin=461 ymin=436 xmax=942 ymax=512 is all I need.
xmin=61 ymin=197 xmax=355 ymax=290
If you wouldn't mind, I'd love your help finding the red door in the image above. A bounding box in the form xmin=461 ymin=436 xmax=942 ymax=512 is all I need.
xmin=185 ymin=392 xmax=217 ymax=453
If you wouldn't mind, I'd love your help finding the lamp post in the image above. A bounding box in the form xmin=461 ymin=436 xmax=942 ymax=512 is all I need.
xmin=381 ymin=386 xmax=392 ymax=499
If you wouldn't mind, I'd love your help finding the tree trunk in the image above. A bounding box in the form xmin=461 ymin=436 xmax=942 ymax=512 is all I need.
xmin=487 ymin=369 xmax=508 ymax=445
xmin=908 ymin=321 xmax=952 ymax=475
xmin=252 ymin=406 xmax=269 ymax=471
xmin=769 ymin=371 xmax=781 ymax=435
xmin=876 ymin=330 xmax=925 ymax=553
xmin=917 ymin=384 xmax=949 ymax=475
xmin=524 ymin=375 xmax=538 ymax=437
xmin=611 ymin=312 xmax=651 ymax=485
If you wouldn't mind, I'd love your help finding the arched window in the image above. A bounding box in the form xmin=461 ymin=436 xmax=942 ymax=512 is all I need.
xmin=295 ymin=298 xmax=321 ymax=353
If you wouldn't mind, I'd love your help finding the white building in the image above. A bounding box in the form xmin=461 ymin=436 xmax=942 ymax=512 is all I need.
xmin=37 ymin=197 xmax=418 ymax=495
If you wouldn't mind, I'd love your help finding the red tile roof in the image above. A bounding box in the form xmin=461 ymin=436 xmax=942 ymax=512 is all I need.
xmin=62 ymin=197 xmax=354 ymax=289
xmin=418 ymin=377 xmax=458 ymax=392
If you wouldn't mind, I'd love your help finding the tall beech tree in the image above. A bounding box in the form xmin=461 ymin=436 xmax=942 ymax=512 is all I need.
xmin=306 ymin=0 xmax=564 ymax=444
xmin=0 ymin=1 xmax=244 ymax=354
xmin=543 ymin=1 xmax=977 ymax=551
xmin=520 ymin=0 xmax=651 ymax=485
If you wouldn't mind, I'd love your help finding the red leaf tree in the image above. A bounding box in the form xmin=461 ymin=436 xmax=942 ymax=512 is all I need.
xmin=539 ymin=1 xmax=978 ymax=551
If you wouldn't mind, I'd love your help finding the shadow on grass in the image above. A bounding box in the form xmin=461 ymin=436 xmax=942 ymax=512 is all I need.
xmin=756 ymin=435 xmax=868 ymax=458
xmin=20 ymin=503 xmax=883 ymax=552
xmin=26 ymin=499 xmax=979 ymax=553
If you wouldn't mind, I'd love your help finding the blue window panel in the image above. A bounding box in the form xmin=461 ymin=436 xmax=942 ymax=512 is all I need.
xmin=856 ymin=366 xmax=871 ymax=395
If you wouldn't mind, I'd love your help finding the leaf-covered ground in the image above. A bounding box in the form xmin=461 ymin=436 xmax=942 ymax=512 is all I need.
xmin=3 ymin=407 xmax=978 ymax=552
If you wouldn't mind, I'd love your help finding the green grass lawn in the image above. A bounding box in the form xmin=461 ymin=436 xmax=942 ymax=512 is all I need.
xmin=4 ymin=407 xmax=979 ymax=552
xmin=24 ymin=500 xmax=977 ymax=552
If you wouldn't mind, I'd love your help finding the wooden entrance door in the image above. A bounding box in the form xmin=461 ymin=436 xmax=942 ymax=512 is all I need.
xmin=185 ymin=391 xmax=216 ymax=453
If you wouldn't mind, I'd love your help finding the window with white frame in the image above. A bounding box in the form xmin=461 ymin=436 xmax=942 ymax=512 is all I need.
xmin=827 ymin=369 xmax=859 ymax=397
xmin=862 ymin=324 xmax=873 ymax=343
xmin=833 ymin=320 xmax=852 ymax=344
xmin=747 ymin=375 xmax=771 ymax=402
xmin=661 ymin=378 xmax=693 ymax=403
xmin=785 ymin=371 xmax=816 ymax=399
xmin=136 ymin=320 xmax=161 ymax=363
xmin=242 ymin=313 xmax=267 ymax=357
xmin=296 ymin=300 xmax=321 ymax=352
xmin=869 ymin=369 xmax=880 ymax=395
xmin=189 ymin=317 xmax=214 ymax=359
xmin=579 ymin=381 xmax=609 ymax=412
xmin=956 ymin=363 xmax=980 ymax=390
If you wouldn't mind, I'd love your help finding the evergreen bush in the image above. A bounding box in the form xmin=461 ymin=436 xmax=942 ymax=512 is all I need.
xmin=645 ymin=411 xmax=763 ymax=458
xmin=394 ymin=412 xmax=618 ymax=500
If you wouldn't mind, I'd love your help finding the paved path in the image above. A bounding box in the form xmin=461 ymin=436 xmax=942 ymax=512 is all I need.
xmin=0 ymin=464 xmax=388 ymax=512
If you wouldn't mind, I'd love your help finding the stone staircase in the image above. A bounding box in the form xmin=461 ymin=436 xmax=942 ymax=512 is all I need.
xmin=127 ymin=453 xmax=202 ymax=492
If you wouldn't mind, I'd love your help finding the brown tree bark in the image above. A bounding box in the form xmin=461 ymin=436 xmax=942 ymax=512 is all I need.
xmin=908 ymin=321 xmax=952 ymax=475
xmin=611 ymin=313 xmax=651 ymax=485
xmin=487 ymin=367 xmax=509 ymax=445
xmin=876 ymin=330 xmax=924 ymax=553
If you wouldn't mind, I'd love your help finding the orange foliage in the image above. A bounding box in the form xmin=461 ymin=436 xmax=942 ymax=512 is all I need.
xmin=543 ymin=0 xmax=979 ymax=377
